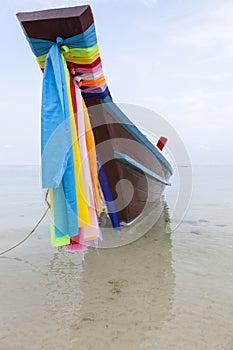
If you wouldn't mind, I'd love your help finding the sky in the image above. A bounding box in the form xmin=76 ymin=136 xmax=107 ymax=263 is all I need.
xmin=0 ymin=0 xmax=232 ymax=165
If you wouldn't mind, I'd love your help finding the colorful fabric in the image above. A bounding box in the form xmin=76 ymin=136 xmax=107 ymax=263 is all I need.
xmin=25 ymin=22 xmax=120 ymax=250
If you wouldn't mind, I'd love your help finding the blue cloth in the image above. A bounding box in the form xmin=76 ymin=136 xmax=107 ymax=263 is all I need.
xmin=96 ymin=152 xmax=120 ymax=230
xmin=41 ymin=42 xmax=72 ymax=188
xmin=81 ymin=87 xmax=109 ymax=100
xmin=26 ymin=23 xmax=97 ymax=57
xmin=30 ymin=34 xmax=79 ymax=237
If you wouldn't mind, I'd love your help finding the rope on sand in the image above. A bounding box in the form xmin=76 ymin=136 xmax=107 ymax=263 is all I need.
xmin=0 ymin=190 xmax=50 ymax=256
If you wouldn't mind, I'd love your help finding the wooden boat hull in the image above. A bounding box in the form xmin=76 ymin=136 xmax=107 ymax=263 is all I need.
xmin=85 ymin=101 xmax=171 ymax=223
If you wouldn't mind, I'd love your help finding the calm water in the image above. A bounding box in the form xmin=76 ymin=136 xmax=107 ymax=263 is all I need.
xmin=0 ymin=165 xmax=232 ymax=350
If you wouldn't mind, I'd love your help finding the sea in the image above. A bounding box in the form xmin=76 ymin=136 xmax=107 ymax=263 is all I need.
xmin=0 ymin=165 xmax=232 ymax=350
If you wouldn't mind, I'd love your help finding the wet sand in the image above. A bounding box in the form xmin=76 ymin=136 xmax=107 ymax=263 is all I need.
xmin=0 ymin=207 xmax=175 ymax=350
xmin=0 ymin=165 xmax=233 ymax=349
xmin=1 ymin=207 xmax=232 ymax=350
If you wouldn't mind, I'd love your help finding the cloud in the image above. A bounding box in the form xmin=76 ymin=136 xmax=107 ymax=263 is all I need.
xmin=3 ymin=144 xmax=14 ymax=149
xmin=141 ymin=0 xmax=158 ymax=5
xmin=153 ymin=89 xmax=233 ymax=108
xmin=173 ymin=72 xmax=233 ymax=83
xmin=171 ymin=24 xmax=233 ymax=48
xmin=171 ymin=27 xmax=230 ymax=48
xmin=169 ymin=1 xmax=233 ymax=58
xmin=199 ymin=145 xmax=209 ymax=151
xmin=12 ymin=0 xmax=108 ymax=12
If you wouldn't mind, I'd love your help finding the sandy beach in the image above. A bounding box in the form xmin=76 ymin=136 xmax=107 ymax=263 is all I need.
xmin=0 ymin=165 xmax=233 ymax=349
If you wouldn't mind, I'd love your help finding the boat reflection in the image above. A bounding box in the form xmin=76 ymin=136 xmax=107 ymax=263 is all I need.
xmin=70 ymin=201 xmax=175 ymax=348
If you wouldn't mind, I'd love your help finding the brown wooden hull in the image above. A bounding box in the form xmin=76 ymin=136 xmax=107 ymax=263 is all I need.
xmin=86 ymin=102 xmax=171 ymax=223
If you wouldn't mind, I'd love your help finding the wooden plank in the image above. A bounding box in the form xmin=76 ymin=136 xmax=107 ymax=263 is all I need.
xmin=16 ymin=6 xmax=94 ymax=40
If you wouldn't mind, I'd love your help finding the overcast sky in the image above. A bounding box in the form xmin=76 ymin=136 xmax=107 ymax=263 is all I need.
xmin=0 ymin=0 xmax=232 ymax=165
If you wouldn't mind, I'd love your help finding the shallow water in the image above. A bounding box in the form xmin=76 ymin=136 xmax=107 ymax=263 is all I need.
xmin=0 ymin=165 xmax=232 ymax=350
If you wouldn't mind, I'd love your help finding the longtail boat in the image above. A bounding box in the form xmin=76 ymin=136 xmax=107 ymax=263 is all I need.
xmin=16 ymin=5 xmax=173 ymax=249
